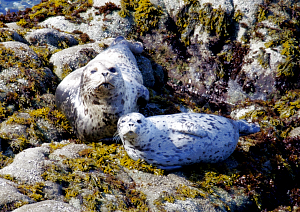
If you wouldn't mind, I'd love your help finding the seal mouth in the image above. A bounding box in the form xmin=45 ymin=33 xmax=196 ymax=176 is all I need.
xmin=124 ymin=131 xmax=137 ymax=139
xmin=99 ymin=82 xmax=115 ymax=89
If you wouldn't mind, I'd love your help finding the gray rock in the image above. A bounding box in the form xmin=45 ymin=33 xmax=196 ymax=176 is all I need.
xmin=39 ymin=9 xmax=133 ymax=41
xmin=136 ymin=55 xmax=155 ymax=87
xmin=0 ymin=118 xmax=30 ymax=153
xmin=0 ymin=41 xmax=41 ymax=66
xmin=201 ymin=0 xmax=233 ymax=13
xmin=12 ymin=200 xmax=81 ymax=212
xmin=150 ymin=0 xmax=185 ymax=18
xmin=93 ymin=0 xmax=121 ymax=7
xmin=124 ymin=169 xmax=252 ymax=211
xmin=0 ymin=146 xmax=49 ymax=184
xmin=288 ymin=127 xmax=300 ymax=138
xmin=50 ymin=42 xmax=105 ymax=79
xmin=43 ymin=181 xmax=64 ymax=201
xmin=233 ymin=0 xmax=264 ymax=41
xmin=49 ymin=143 xmax=91 ymax=161
xmin=0 ymin=111 xmax=67 ymax=153
xmin=230 ymin=105 xmax=263 ymax=120
xmin=0 ymin=178 xmax=34 ymax=206
xmin=25 ymin=28 xmax=78 ymax=50
xmin=0 ymin=41 xmax=57 ymax=103
xmin=227 ymin=41 xmax=284 ymax=104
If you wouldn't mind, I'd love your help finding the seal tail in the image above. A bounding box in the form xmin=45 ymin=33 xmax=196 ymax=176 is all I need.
xmin=235 ymin=119 xmax=260 ymax=136
xmin=110 ymin=36 xmax=143 ymax=54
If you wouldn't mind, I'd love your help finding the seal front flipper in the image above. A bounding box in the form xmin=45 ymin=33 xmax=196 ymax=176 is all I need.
xmin=170 ymin=122 xmax=208 ymax=138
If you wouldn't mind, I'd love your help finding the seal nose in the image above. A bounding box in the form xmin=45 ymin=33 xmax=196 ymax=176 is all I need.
xmin=102 ymin=72 xmax=108 ymax=77
xmin=129 ymin=123 xmax=134 ymax=127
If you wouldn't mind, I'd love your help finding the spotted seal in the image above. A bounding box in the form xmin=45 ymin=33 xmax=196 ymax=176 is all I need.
xmin=55 ymin=36 xmax=149 ymax=142
xmin=117 ymin=112 xmax=260 ymax=169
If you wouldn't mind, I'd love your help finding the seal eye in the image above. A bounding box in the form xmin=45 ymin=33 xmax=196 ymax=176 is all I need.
xmin=108 ymin=67 xmax=116 ymax=73
xmin=137 ymin=120 xmax=142 ymax=124
xmin=91 ymin=70 xmax=97 ymax=74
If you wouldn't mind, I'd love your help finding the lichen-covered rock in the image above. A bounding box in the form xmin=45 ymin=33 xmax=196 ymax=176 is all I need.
xmin=123 ymin=169 xmax=253 ymax=211
xmin=0 ymin=178 xmax=35 ymax=207
xmin=93 ymin=0 xmax=121 ymax=7
xmin=25 ymin=28 xmax=78 ymax=50
xmin=12 ymin=200 xmax=80 ymax=212
xmin=0 ymin=28 xmax=28 ymax=43
xmin=0 ymin=41 xmax=41 ymax=65
xmin=43 ymin=181 xmax=64 ymax=201
xmin=39 ymin=9 xmax=133 ymax=41
xmin=0 ymin=146 xmax=49 ymax=184
xmin=227 ymin=41 xmax=284 ymax=104
xmin=48 ymin=142 xmax=91 ymax=161
xmin=0 ymin=0 xmax=299 ymax=211
xmin=0 ymin=108 xmax=73 ymax=154
xmin=0 ymin=41 xmax=59 ymax=111
xmin=49 ymin=42 xmax=103 ymax=79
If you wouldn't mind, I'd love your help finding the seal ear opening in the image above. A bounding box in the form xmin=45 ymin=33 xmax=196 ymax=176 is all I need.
xmin=137 ymin=97 xmax=148 ymax=108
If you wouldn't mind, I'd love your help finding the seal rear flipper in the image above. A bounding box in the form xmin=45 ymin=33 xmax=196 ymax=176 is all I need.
xmin=236 ymin=119 xmax=260 ymax=136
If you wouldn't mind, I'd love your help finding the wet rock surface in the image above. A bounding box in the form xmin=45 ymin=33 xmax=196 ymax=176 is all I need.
xmin=0 ymin=0 xmax=299 ymax=211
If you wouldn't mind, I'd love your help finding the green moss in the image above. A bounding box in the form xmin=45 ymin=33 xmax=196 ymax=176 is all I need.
xmin=256 ymin=2 xmax=300 ymax=85
xmin=176 ymin=184 xmax=206 ymax=198
xmin=0 ymin=107 xmax=73 ymax=154
xmin=18 ymin=182 xmax=45 ymax=201
xmin=233 ymin=9 xmax=244 ymax=22
xmin=256 ymin=4 xmax=269 ymax=23
xmin=216 ymin=41 xmax=250 ymax=81
xmin=30 ymin=46 xmax=52 ymax=67
xmin=133 ymin=0 xmax=163 ymax=35
xmin=41 ymin=142 xmax=155 ymax=211
xmin=0 ymin=152 xmax=13 ymax=169
xmin=0 ymin=174 xmax=16 ymax=181
xmin=14 ymin=0 xmax=93 ymax=28
xmin=60 ymin=64 xmax=73 ymax=79
xmin=199 ymin=172 xmax=238 ymax=194
xmin=0 ymin=29 xmax=15 ymax=42
xmin=118 ymin=0 xmax=138 ymax=18
xmin=119 ymin=149 xmax=164 ymax=175
xmin=1 ymin=200 xmax=29 ymax=211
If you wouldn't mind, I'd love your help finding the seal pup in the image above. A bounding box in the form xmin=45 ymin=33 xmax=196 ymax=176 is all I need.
xmin=55 ymin=36 xmax=149 ymax=142
xmin=117 ymin=112 xmax=260 ymax=169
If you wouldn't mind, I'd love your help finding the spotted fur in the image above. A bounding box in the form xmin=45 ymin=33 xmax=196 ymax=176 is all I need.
xmin=55 ymin=37 xmax=149 ymax=142
xmin=117 ymin=113 xmax=260 ymax=169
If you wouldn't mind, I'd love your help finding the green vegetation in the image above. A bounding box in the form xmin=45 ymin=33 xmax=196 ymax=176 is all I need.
xmin=119 ymin=0 xmax=163 ymax=35
xmin=40 ymin=142 xmax=162 ymax=211
xmin=251 ymin=1 xmax=300 ymax=90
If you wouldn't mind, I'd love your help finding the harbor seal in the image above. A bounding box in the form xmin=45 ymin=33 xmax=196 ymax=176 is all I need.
xmin=55 ymin=36 xmax=149 ymax=142
xmin=117 ymin=112 xmax=260 ymax=169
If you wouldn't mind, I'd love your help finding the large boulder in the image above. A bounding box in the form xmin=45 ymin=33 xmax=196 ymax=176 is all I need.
xmin=0 ymin=178 xmax=34 ymax=208
xmin=12 ymin=200 xmax=80 ymax=212
xmin=0 ymin=146 xmax=49 ymax=184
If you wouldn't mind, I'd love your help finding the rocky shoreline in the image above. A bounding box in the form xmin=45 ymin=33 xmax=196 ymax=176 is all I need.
xmin=0 ymin=0 xmax=300 ymax=211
